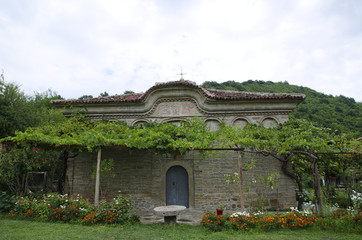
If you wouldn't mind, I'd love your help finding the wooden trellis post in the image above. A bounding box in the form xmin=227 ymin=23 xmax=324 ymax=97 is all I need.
xmin=237 ymin=151 xmax=245 ymax=211
xmin=94 ymin=148 xmax=102 ymax=205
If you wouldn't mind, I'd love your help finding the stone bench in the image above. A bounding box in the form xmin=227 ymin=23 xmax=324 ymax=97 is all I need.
xmin=153 ymin=205 xmax=186 ymax=225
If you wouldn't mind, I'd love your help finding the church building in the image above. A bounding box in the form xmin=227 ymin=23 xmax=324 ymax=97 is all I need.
xmin=51 ymin=80 xmax=305 ymax=211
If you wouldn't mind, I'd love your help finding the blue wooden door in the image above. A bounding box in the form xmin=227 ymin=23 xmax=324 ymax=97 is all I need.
xmin=166 ymin=166 xmax=189 ymax=207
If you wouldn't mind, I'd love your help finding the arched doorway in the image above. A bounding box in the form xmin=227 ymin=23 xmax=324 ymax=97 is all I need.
xmin=166 ymin=166 xmax=189 ymax=207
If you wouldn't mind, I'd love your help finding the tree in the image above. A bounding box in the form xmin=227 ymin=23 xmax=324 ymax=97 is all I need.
xmin=78 ymin=95 xmax=93 ymax=99
xmin=0 ymin=74 xmax=63 ymax=138
xmin=99 ymin=91 xmax=109 ymax=97
xmin=0 ymin=73 xmax=64 ymax=193
xmin=0 ymin=145 xmax=59 ymax=195
xmin=255 ymin=120 xmax=359 ymax=213
xmin=216 ymin=119 xmax=360 ymax=213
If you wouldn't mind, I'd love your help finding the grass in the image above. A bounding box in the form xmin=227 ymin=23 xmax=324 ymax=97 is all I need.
xmin=1 ymin=215 xmax=361 ymax=240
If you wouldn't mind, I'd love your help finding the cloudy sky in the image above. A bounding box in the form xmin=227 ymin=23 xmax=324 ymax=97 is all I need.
xmin=1 ymin=0 xmax=361 ymax=101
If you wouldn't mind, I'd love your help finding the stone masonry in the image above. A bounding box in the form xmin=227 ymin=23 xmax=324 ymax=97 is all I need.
xmin=54 ymin=80 xmax=305 ymax=212
xmin=65 ymin=149 xmax=296 ymax=211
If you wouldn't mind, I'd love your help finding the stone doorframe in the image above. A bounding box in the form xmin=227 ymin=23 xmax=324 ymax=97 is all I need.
xmin=161 ymin=160 xmax=195 ymax=209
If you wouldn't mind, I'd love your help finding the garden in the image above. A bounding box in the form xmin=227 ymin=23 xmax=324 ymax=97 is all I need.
xmin=201 ymin=207 xmax=361 ymax=233
xmin=0 ymin=196 xmax=361 ymax=240
xmin=1 ymin=71 xmax=361 ymax=239
xmin=0 ymin=181 xmax=361 ymax=238
xmin=0 ymin=99 xmax=361 ymax=238
xmin=2 ymin=191 xmax=138 ymax=225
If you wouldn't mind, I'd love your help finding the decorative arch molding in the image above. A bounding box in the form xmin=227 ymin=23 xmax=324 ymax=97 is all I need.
xmin=204 ymin=118 xmax=221 ymax=131
xmin=132 ymin=119 xmax=150 ymax=126
xmin=260 ymin=116 xmax=280 ymax=128
xmin=161 ymin=160 xmax=194 ymax=208
xmin=204 ymin=117 xmax=221 ymax=122
xmin=161 ymin=118 xmax=186 ymax=125
xmin=231 ymin=117 xmax=250 ymax=129
xmin=80 ymin=110 xmax=293 ymax=121
xmin=59 ymin=88 xmax=299 ymax=120
xmin=56 ymin=80 xmax=304 ymax=121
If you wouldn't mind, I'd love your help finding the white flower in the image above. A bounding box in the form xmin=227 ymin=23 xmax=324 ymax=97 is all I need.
xmin=253 ymin=210 xmax=264 ymax=216
xmin=231 ymin=211 xmax=250 ymax=218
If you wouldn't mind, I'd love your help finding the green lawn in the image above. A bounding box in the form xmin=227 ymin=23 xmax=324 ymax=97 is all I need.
xmin=0 ymin=217 xmax=361 ymax=240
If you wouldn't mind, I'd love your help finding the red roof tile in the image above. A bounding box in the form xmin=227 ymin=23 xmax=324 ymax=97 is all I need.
xmin=51 ymin=80 xmax=305 ymax=105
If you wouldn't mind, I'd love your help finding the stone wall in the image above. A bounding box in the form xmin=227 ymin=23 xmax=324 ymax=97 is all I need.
xmin=65 ymin=149 xmax=297 ymax=211
xmin=58 ymin=81 xmax=302 ymax=212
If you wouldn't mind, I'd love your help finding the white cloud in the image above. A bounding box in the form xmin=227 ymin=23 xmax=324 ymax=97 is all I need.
xmin=0 ymin=0 xmax=361 ymax=101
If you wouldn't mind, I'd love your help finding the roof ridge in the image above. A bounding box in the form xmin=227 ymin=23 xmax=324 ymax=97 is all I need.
xmin=51 ymin=80 xmax=305 ymax=105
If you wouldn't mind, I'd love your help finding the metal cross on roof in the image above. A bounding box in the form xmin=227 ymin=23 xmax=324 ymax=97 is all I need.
xmin=177 ymin=69 xmax=186 ymax=81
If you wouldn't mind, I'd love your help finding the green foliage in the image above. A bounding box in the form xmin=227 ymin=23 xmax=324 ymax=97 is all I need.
xmin=272 ymin=119 xmax=334 ymax=155
xmin=0 ymin=191 xmax=15 ymax=213
xmin=201 ymin=209 xmax=362 ymax=233
xmin=78 ymin=95 xmax=93 ymax=99
xmin=219 ymin=119 xmax=360 ymax=178
xmin=216 ymin=118 xmax=360 ymax=213
xmin=0 ymin=76 xmax=64 ymax=139
xmin=9 ymin=192 xmax=136 ymax=225
xmin=2 ymin=113 xmax=360 ymax=214
xmin=202 ymin=80 xmax=362 ymax=138
xmin=0 ymin=145 xmax=59 ymax=194
xmin=10 ymin=193 xmax=89 ymax=220
xmin=325 ymin=208 xmax=362 ymax=232
xmin=200 ymin=211 xmax=228 ymax=231
xmin=2 ymin=116 xmax=217 ymax=154
xmin=98 ymin=91 xmax=109 ymax=97
xmin=83 ymin=194 xmax=134 ymax=225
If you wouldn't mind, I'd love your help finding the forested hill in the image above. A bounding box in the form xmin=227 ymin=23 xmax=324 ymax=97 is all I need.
xmin=201 ymin=80 xmax=362 ymax=138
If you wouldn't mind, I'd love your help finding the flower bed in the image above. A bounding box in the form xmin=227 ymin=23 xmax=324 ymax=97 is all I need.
xmin=8 ymin=193 xmax=138 ymax=225
xmin=201 ymin=209 xmax=361 ymax=232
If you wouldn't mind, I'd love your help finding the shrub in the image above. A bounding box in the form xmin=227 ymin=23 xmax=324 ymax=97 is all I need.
xmin=201 ymin=208 xmax=361 ymax=233
xmin=353 ymin=211 xmax=361 ymax=223
xmin=0 ymin=191 xmax=15 ymax=213
xmin=8 ymin=193 xmax=137 ymax=225
xmin=48 ymin=205 xmax=83 ymax=222
xmin=83 ymin=195 xmax=132 ymax=225
xmin=201 ymin=211 xmax=228 ymax=232
xmin=323 ymin=208 xmax=362 ymax=232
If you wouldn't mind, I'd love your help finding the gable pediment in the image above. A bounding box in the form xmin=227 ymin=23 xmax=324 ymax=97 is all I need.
xmin=51 ymin=80 xmax=305 ymax=123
